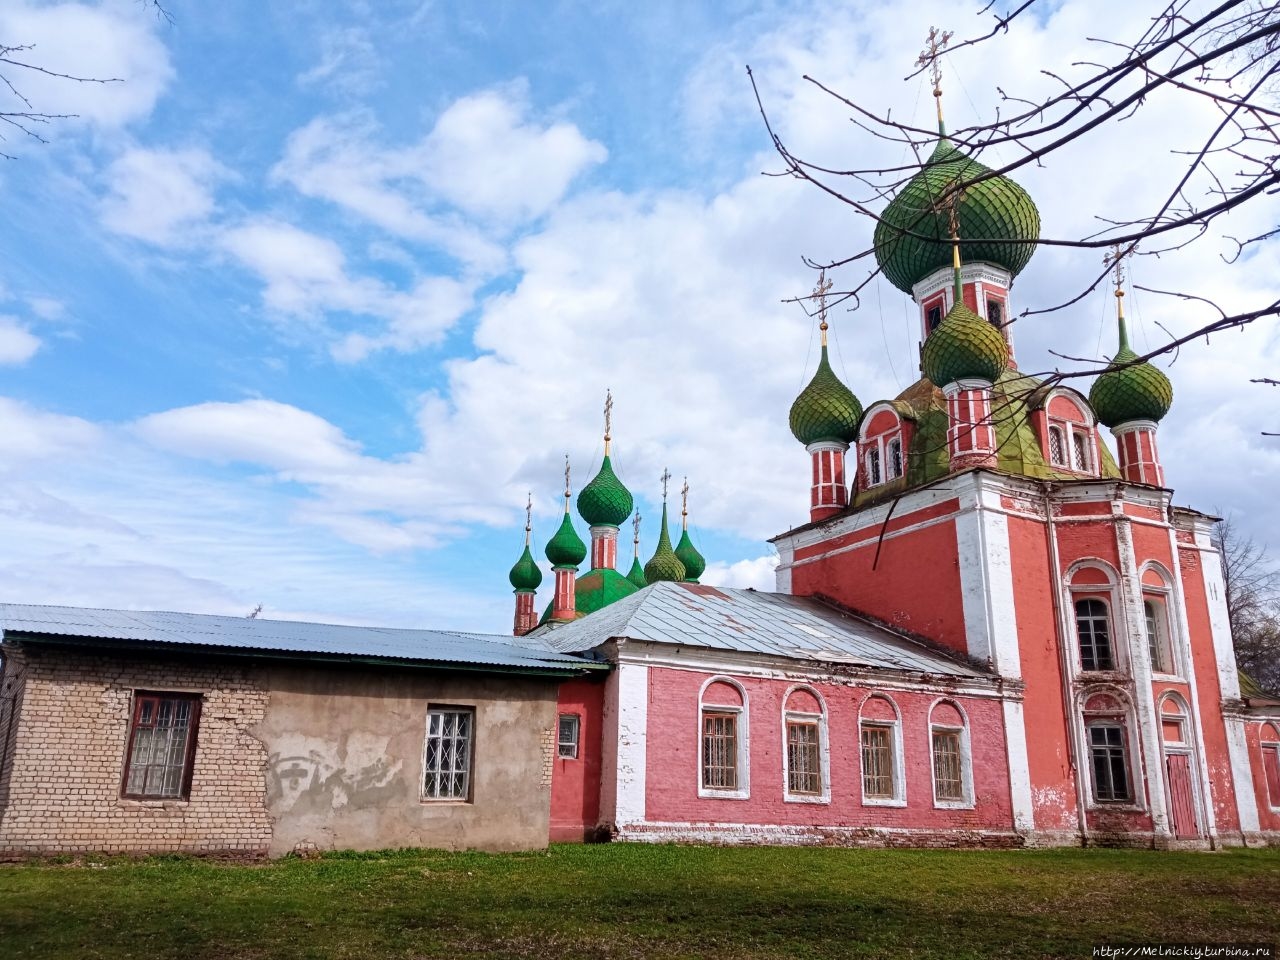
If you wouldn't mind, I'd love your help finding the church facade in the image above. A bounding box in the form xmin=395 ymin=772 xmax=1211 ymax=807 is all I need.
xmin=524 ymin=119 xmax=1280 ymax=849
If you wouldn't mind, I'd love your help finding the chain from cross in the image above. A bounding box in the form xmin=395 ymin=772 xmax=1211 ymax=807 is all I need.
xmin=603 ymin=388 xmax=613 ymax=442
xmin=811 ymin=269 xmax=833 ymax=330
xmin=916 ymin=26 xmax=953 ymax=98
xmin=681 ymin=478 xmax=689 ymax=517
xmin=660 ymin=467 xmax=672 ymax=501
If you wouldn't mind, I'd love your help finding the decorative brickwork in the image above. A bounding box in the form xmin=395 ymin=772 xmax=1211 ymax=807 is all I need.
xmin=540 ymin=726 xmax=555 ymax=787
xmin=0 ymin=644 xmax=271 ymax=858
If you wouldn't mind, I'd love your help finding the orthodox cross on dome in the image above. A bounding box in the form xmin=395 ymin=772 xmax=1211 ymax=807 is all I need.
xmin=916 ymin=26 xmax=953 ymax=133
xmin=603 ymin=388 xmax=614 ymax=454
xmin=1104 ymin=244 xmax=1132 ymax=347
xmin=810 ymin=269 xmax=833 ymax=345
xmin=563 ymin=454 xmax=572 ymax=511
xmin=632 ymin=508 xmax=642 ymax=550
xmin=681 ymin=478 xmax=690 ymax=528
xmin=524 ymin=492 xmax=533 ymax=546
xmin=660 ymin=467 xmax=672 ymax=502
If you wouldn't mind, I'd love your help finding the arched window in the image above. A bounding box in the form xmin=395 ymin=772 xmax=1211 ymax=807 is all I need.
xmin=1072 ymin=431 xmax=1090 ymax=472
xmin=929 ymin=701 xmax=973 ymax=807
xmin=859 ymin=694 xmax=904 ymax=805
xmin=887 ymin=437 xmax=903 ymax=480
xmin=1042 ymin=391 xmax=1097 ymax=476
xmin=859 ymin=406 xmax=905 ymax=489
xmin=1083 ymin=692 xmax=1133 ymax=804
xmin=1048 ymin=425 xmax=1066 ymax=466
xmin=867 ymin=447 xmax=882 ymax=486
xmin=1075 ymin=598 xmax=1114 ymax=671
xmin=698 ymin=678 xmax=749 ymax=799
xmin=782 ymin=687 xmax=829 ymax=803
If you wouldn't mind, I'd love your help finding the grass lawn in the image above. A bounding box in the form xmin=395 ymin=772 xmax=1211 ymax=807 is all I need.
xmin=1 ymin=844 xmax=1277 ymax=959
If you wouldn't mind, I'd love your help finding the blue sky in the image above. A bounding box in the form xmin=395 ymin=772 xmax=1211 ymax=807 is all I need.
xmin=1 ymin=0 xmax=1276 ymax=632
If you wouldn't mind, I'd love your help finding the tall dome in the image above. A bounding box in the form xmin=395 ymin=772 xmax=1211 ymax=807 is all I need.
xmin=545 ymin=511 xmax=586 ymax=568
xmin=874 ymin=138 xmax=1040 ymax=295
xmin=644 ymin=500 xmax=686 ymax=584
xmin=1089 ymin=314 xmax=1173 ymax=428
xmin=577 ymin=455 xmax=634 ymax=527
xmin=508 ymin=544 xmax=542 ymax=592
xmin=789 ymin=343 xmax=862 ymax=446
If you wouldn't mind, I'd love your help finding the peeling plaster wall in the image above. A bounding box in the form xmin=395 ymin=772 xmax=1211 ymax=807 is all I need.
xmin=256 ymin=664 xmax=558 ymax=856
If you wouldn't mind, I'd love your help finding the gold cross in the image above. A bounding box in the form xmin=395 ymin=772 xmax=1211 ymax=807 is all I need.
xmin=1105 ymin=245 xmax=1127 ymax=295
xmin=660 ymin=467 xmax=672 ymax=501
xmin=524 ymin=492 xmax=533 ymax=542
xmin=811 ymin=269 xmax=833 ymax=331
xmin=916 ymin=26 xmax=953 ymax=99
xmin=632 ymin=509 xmax=642 ymax=547
xmin=563 ymin=454 xmax=572 ymax=500
xmin=603 ymin=388 xmax=613 ymax=442
xmin=681 ymin=478 xmax=690 ymax=518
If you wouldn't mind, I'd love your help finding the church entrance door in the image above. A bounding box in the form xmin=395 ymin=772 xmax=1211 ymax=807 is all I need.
xmin=1165 ymin=752 xmax=1199 ymax=839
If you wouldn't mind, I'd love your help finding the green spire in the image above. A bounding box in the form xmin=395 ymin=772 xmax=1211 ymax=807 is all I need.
xmin=1088 ymin=271 xmax=1173 ymax=427
xmin=674 ymin=478 xmax=706 ymax=583
xmin=788 ymin=273 xmax=862 ymax=446
xmin=509 ymin=493 xmax=543 ymax=591
xmin=627 ymin=510 xmax=648 ymax=589
xmin=644 ymin=470 xmax=686 ymax=584
xmin=545 ymin=457 xmax=587 ymax=568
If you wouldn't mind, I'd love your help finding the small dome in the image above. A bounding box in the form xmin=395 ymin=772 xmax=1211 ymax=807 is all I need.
xmin=675 ymin=529 xmax=706 ymax=583
xmin=789 ymin=345 xmax=863 ymax=446
xmin=626 ymin=554 xmax=647 ymax=590
xmin=922 ymin=302 xmax=1008 ymax=387
xmin=1089 ymin=343 xmax=1173 ymax=428
xmin=874 ymin=140 xmax=1040 ymax=294
xmin=545 ymin=512 xmax=587 ymax=568
xmin=643 ymin=504 xmax=686 ymax=583
xmin=508 ymin=544 xmax=543 ymax=592
xmin=576 ymin=455 xmax=634 ymax=527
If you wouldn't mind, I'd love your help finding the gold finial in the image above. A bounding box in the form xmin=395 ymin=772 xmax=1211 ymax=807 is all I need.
xmin=811 ymin=269 xmax=834 ymax=346
xmin=563 ymin=454 xmax=572 ymax=513
xmin=524 ymin=492 xmax=533 ymax=546
xmin=681 ymin=478 xmax=690 ymax=530
xmin=660 ymin=467 xmax=672 ymax=502
xmin=603 ymin=388 xmax=614 ymax=455
xmin=916 ymin=26 xmax=953 ymax=133
xmin=1104 ymin=245 xmax=1132 ymax=350
xmin=632 ymin=509 xmax=642 ymax=551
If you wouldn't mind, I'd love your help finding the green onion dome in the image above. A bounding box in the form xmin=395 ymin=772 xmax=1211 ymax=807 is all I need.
xmin=626 ymin=554 xmax=647 ymax=590
xmin=544 ymin=511 xmax=587 ymax=568
xmin=508 ymin=544 xmax=543 ymax=592
xmin=922 ymin=301 xmax=1009 ymax=388
xmin=643 ymin=503 xmax=686 ymax=583
xmin=789 ymin=344 xmax=863 ymax=446
xmin=1089 ymin=321 xmax=1173 ymax=427
xmin=874 ymin=139 xmax=1040 ymax=295
xmin=675 ymin=529 xmax=706 ymax=583
xmin=576 ymin=455 xmax=634 ymax=527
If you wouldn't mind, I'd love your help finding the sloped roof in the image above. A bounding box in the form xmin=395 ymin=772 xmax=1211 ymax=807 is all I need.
xmin=536 ymin=581 xmax=986 ymax=678
xmin=0 ymin=603 xmax=601 ymax=675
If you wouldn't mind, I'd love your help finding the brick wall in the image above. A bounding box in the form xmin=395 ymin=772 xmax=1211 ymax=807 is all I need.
xmin=0 ymin=643 xmax=272 ymax=858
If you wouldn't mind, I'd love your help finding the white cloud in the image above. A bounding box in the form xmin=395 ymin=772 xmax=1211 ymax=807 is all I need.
xmin=0 ymin=317 xmax=41 ymax=364
xmin=702 ymin=554 xmax=779 ymax=591
xmin=0 ymin=396 xmax=99 ymax=463
xmin=100 ymin=146 xmax=228 ymax=244
xmin=297 ymin=26 xmax=381 ymax=96
xmin=0 ymin=1 xmax=172 ymax=141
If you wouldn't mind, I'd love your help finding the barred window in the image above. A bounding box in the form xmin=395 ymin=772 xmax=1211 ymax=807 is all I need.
xmin=557 ymin=713 xmax=580 ymax=760
xmin=701 ymin=711 xmax=738 ymax=790
xmin=122 ymin=693 xmax=201 ymax=799
xmin=786 ymin=720 xmax=821 ymax=795
xmin=860 ymin=724 xmax=896 ymax=799
xmin=1072 ymin=431 xmax=1090 ymax=472
xmin=1048 ymin=425 xmax=1066 ymax=466
xmin=932 ymin=729 xmax=964 ymax=802
xmin=424 ymin=708 xmax=473 ymax=801
xmin=1075 ymin=598 xmax=1114 ymax=671
xmin=1088 ymin=722 xmax=1131 ymax=802
xmin=867 ymin=447 xmax=882 ymax=486
xmin=887 ymin=437 xmax=903 ymax=480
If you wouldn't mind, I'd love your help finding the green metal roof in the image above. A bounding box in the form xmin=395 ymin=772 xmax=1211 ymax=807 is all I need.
xmin=789 ymin=344 xmax=863 ymax=446
xmin=573 ymin=567 xmax=640 ymax=616
xmin=873 ymin=139 xmax=1040 ymax=294
xmin=507 ymin=543 xmax=543 ymax=592
xmin=921 ymin=301 xmax=1008 ymax=387
xmin=576 ymin=454 xmax=634 ymax=528
xmin=626 ymin=554 xmax=647 ymax=590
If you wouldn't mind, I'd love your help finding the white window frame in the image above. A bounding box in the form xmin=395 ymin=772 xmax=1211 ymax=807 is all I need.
xmin=928 ymin=700 xmax=974 ymax=810
xmin=860 ymin=423 xmax=904 ymax=489
xmin=422 ymin=706 xmax=474 ymax=802
xmin=697 ymin=676 xmax=750 ymax=800
xmin=781 ymin=685 xmax=830 ymax=804
xmin=1048 ymin=424 xmax=1067 ymax=466
xmin=557 ymin=713 xmax=580 ymax=760
xmin=1074 ymin=596 xmax=1116 ymax=672
xmin=1079 ymin=688 xmax=1144 ymax=811
xmin=1143 ymin=595 xmax=1176 ymax=677
xmin=859 ymin=696 xmax=906 ymax=807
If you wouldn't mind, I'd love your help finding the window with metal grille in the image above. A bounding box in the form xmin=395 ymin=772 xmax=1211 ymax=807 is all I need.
xmin=860 ymin=724 xmax=896 ymax=799
xmin=424 ymin=708 xmax=473 ymax=801
xmin=1144 ymin=598 xmax=1172 ymax=674
xmin=987 ymin=297 xmax=1004 ymax=328
xmin=932 ymin=728 xmax=964 ymax=802
xmin=1072 ymin=431 xmax=1090 ymax=472
xmin=786 ymin=720 xmax=821 ymax=795
xmin=1048 ymin=425 xmax=1066 ymax=466
xmin=1075 ymin=598 xmax=1114 ymax=671
xmin=867 ymin=447 xmax=882 ymax=486
xmin=122 ymin=693 xmax=201 ymax=799
xmin=1088 ymin=722 xmax=1131 ymax=802
xmin=927 ymin=304 xmax=943 ymax=331
xmin=557 ymin=713 xmax=580 ymax=760
xmin=701 ymin=711 xmax=738 ymax=790
xmin=887 ymin=437 xmax=903 ymax=480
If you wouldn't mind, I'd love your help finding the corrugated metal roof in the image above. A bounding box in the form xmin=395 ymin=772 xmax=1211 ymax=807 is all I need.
xmin=537 ymin=582 xmax=986 ymax=677
xmin=0 ymin=603 xmax=601 ymax=674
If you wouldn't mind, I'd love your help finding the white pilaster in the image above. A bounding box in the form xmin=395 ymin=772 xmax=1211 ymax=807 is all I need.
xmin=612 ymin=660 xmax=650 ymax=829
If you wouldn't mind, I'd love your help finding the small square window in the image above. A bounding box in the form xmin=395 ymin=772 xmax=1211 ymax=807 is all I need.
xmin=424 ymin=707 xmax=474 ymax=801
xmin=557 ymin=714 xmax=580 ymax=760
xmin=122 ymin=692 xmax=201 ymax=800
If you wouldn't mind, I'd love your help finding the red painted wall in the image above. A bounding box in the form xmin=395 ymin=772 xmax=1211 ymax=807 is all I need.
xmin=550 ymin=676 xmax=606 ymax=842
xmin=642 ymin=666 xmax=1014 ymax=832
xmin=1244 ymin=721 xmax=1280 ymax=833
xmin=790 ymin=502 xmax=969 ymax=654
